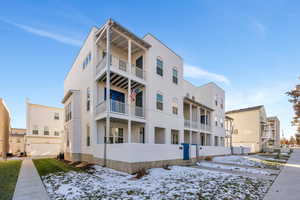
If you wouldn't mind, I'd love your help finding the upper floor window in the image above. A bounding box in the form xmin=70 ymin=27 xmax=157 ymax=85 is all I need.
xmin=214 ymin=136 xmax=219 ymax=146
xmin=172 ymin=68 xmax=178 ymax=84
xmin=33 ymin=125 xmax=39 ymax=135
xmin=220 ymin=98 xmax=224 ymax=109
xmin=65 ymin=103 xmax=72 ymax=122
xmin=44 ymin=126 xmax=49 ymax=135
xmin=156 ymin=58 xmax=163 ymax=76
xmin=54 ymin=112 xmax=59 ymax=120
xmin=172 ymin=98 xmax=178 ymax=115
xmin=54 ymin=131 xmax=60 ymax=136
xmin=86 ymin=87 xmax=91 ymax=111
xmin=215 ymin=117 xmax=218 ymax=127
xmin=83 ymin=52 xmax=92 ymax=70
xmin=156 ymin=93 xmax=163 ymax=111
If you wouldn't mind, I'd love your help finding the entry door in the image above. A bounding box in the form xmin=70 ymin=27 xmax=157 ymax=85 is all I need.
xmin=182 ymin=143 xmax=190 ymax=160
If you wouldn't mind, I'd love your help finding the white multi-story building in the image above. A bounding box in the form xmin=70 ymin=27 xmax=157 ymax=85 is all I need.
xmin=62 ymin=19 xmax=229 ymax=173
xmin=26 ymin=101 xmax=64 ymax=156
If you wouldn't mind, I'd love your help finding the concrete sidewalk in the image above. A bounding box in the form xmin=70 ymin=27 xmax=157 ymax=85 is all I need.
xmin=13 ymin=159 xmax=50 ymax=200
xmin=264 ymin=149 xmax=300 ymax=200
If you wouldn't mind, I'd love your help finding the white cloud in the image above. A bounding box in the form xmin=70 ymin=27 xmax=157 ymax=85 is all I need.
xmin=1 ymin=19 xmax=82 ymax=46
xmin=251 ymin=20 xmax=267 ymax=37
xmin=184 ymin=64 xmax=230 ymax=85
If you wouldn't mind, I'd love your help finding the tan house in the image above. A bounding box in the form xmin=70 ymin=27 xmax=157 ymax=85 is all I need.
xmin=9 ymin=128 xmax=26 ymax=155
xmin=26 ymin=101 xmax=64 ymax=157
xmin=226 ymin=105 xmax=268 ymax=153
xmin=266 ymin=116 xmax=280 ymax=147
xmin=0 ymin=98 xmax=11 ymax=159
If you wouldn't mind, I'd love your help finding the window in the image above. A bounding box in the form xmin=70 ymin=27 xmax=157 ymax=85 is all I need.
xmin=139 ymin=128 xmax=145 ymax=143
xmin=220 ymin=118 xmax=224 ymax=128
xmin=233 ymin=129 xmax=239 ymax=134
xmin=44 ymin=126 xmax=49 ymax=135
xmin=32 ymin=125 xmax=39 ymax=135
xmin=66 ymin=129 xmax=70 ymax=147
xmin=156 ymin=58 xmax=163 ymax=76
xmin=82 ymin=52 xmax=92 ymax=70
xmin=54 ymin=131 xmax=59 ymax=136
xmin=220 ymin=137 xmax=225 ymax=146
xmin=172 ymin=68 xmax=178 ymax=84
xmin=215 ymin=95 xmax=218 ymax=106
xmin=104 ymin=128 xmax=124 ymax=144
xmin=215 ymin=117 xmax=218 ymax=127
xmin=86 ymin=124 xmax=90 ymax=146
xmin=156 ymin=93 xmax=163 ymax=111
xmin=17 ymin=139 xmax=21 ymax=143
xmin=87 ymin=87 xmax=91 ymax=111
xmin=171 ymin=131 xmax=179 ymax=144
xmin=214 ymin=136 xmax=219 ymax=146
xmin=172 ymin=98 xmax=178 ymax=115
xmin=220 ymin=98 xmax=224 ymax=109
xmin=65 ymin=103 xmax=72 ymax=122
xmin=54 ymin=112 xmax=59 ymax=120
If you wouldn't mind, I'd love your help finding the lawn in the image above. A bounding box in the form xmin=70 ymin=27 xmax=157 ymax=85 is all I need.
xmin=41 ymin=165 xmax=272 ymax=200
xmin=0 ymin=160 xmax=22 ymax=200
xmin=33 ymin=158 xmax=81 ymax=176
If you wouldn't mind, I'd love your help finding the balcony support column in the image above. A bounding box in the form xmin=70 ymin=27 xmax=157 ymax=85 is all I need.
xmin=204 ymin=109 xmax=207 ymax=131
xmin=189 ymin=103 xmax=192 ymax=128
xmin=104 ymin=25 xmax=111 ymax=167
xmin=128 ymin=39 xmax=132 ymax=74
xmin=128 ymin=79 xmax=132 ymax=143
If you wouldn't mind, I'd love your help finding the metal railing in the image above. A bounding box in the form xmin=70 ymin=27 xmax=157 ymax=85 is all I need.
xmin=133 ymin=106 xmax=144 ymax=118
xmin=95 ymin=100 xmax=128 ymax=115
xmin=131 ymin=64 xmax=145 ymax=80
xmin=191 ymin=121 xmax=198 ymax=129
xmin=95 ymin=54 xmax=146 ymax=80
xmin=184 ymin=119 xmax=190 ymax=128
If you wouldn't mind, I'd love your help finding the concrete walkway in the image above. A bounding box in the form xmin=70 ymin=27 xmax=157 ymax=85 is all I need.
xmin=13 ymin=159 xmax=50 ymax=200
xmin=264 ymin=149 xmax=300 ymax=200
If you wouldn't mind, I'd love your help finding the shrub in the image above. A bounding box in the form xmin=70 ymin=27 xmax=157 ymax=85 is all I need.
xmin=134 ymin=168 xmax=148 ymax=179
xmin=162 ymin=164 xmax=171 ymax=170
xmin=204 ymin=156 xmax=213 ymax=161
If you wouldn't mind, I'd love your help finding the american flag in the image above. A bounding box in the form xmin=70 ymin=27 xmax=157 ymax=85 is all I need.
xmin=130 ymin=88 xmax=141 ymax=103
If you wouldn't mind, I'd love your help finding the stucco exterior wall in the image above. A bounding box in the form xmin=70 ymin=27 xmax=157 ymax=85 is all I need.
xmin=227 ymin=108 xmax=266 ymax=152
xmin=0 ymin=99 xmax=10 ymax=158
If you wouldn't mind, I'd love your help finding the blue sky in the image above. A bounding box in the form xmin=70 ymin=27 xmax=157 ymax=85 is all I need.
xmin=0 ymin=0 xmax=298 ymax=138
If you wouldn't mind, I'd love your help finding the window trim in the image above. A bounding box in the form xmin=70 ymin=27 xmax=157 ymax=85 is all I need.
xmin=156 ymin=93 xmax=163 ymax=111
xmin=156 ymin=57 xmax=163 ymax=76
xmin=172 ymin=67 xmax=178 ymax=84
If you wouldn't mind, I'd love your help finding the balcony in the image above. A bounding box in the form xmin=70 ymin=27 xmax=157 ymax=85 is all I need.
xmin=95 ymin=55 xmax=145 ymax=81
xmin=184 ymin=119 xmax=212 ymax=132
xmin=95 ymin=100 xmax=145 ymax=118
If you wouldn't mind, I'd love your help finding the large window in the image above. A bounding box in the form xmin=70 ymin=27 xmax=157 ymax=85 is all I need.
xmin=105 ymin=128 xmax=124 ymax=144
xmin=86 ymin=124 xmax=90 ymax=146
xmin=172 ymin=98 xmax=178 ymax=115
xmin=65 ymin=103 xmax=72 ymax=122
xmin=172 ymin=68 xmax=178 ymax=84
xmin=156 ymin=58 xmax=163 ymax=76
xmin=54 ymin=131 xmax=60 ymax=136
xmin=32 ymin=125 xmax=39 ymax=135
xmin=171 ymin=131 xmax=179 ymax=144
xmin=87 ymin=87 xmax=91 ymax=111
xmin=44 ymin=126 xmax=49 ymax=135
xmin=214 ymin=136 xmax=219 ymax=146
xmin=156 ymin=93 xmax=163 ymax=111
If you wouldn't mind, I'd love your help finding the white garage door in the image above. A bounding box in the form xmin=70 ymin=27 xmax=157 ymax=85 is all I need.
xmin=27 ymin=143 xmax=61 ymax=157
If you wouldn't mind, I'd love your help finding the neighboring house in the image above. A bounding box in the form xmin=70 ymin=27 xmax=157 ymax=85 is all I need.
xmin=26 ymin=101 xmax=64 ymax=157
xmin=226 ymin=105 xmax=268 ymax=153
xmin=224 ymin=115 xmax=234 ymax=148
xmin=0 ymin=98 xmax=10 ymax=159
xmin=266 ymin=116 xmax=280 ymax=147
xmin=62 ymin=19 xmax=229 ymax=173
xmin=9 ymin=128 xmax=26 ymax=155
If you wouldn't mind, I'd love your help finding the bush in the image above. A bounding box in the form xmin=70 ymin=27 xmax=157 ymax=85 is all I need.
xmin=204 ymin=156 xmax=213 ymax=161
xmin=134 ymin=168 xmax=148 ymax=179
xmin=162 ymin=164 xmax=171 ymax=170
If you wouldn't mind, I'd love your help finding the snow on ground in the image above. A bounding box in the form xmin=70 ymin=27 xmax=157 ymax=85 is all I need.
xmin=42 ymin=165 xmax=271 ymax=200
xmin=197 ymin=161 xmax=271 ymax=175
xmin=213 ymin=155 xmax=282 ymax=169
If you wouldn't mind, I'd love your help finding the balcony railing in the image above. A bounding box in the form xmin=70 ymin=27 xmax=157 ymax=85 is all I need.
xmin=95 ymin=55 xmax=145 ymax=80
xmin=133 ymin=105 xmax=144 ymax=118
xmin=95 ymin=99 xmax=128 ymax=115
xmin=191 ymin=121 xmax=198 ymax=129
xmin=184 ymin=119 xmax=190 ymax=128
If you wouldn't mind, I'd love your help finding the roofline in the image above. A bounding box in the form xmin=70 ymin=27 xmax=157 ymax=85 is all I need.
xmin=27 ymin=102 xmax=63 ymax=110
xmin=64 ymin=26 xmax=98 ymax=81
xmin=143 ymin=33 xmax=182 ymax=60
xmin=61 ymin=89 xmax=80 ymax=104
xmin=226 ymin=105 xmax=264 ymax=114
xmin=184 ymin=97 xmax=214 ymax=111
xmin=198 ymin=82 xmax=225 ymax=92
